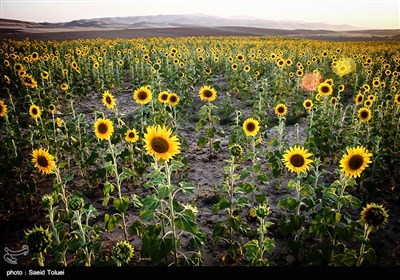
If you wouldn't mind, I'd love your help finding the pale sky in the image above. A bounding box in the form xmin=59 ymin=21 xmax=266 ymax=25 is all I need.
xmin=1 ymin=0 xmax=399 ymax=29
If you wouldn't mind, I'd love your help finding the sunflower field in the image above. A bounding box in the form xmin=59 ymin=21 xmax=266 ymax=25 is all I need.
xmin=0 ymin=36 xmax=400 ymax=267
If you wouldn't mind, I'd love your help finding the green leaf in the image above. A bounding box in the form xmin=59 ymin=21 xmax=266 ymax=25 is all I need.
xmin=131 ymin=194 xmax=143 ymax=208
xmin=197 ymin=135 xmax=208 ymax=148
xmin=128 ymin=220 xmax=145 ymax=237
xmin=104 ymin=213 xmax=120 ymax=232
xmin=180 ymin=182 xmax=195 ymax=195
xmin=169 ymin=159 xmax=184 ymax=172
xmin=189 ymin=231 xmax=207 ymax=249
xmin=113 ymin=196 xmax=130 ymax=213
xmin=363 ymin=247 xmax=377 ymax=265
xmin=261 ymin=237 xmax=275 ymax=253
xmin=227 ymin=215 xmax=243 ymax=231
xmin=64 ymin=173 xmax=74 ymax=182
xmin=158 ymin=184 xmax=174 ymax=199
xmin=212 ymin=221 xmax=228 ymax=243
xmin=103 ymin=181 xmax=115 ymax=196
xmin=278 ymin=195 xmax=300 ymax=210
xmin=119 ymin=167 xmax=136 ymax=181
xmin=333 ymin=250 xmax=357 ymax=266
xmin=212 ymin=197 xmax=230 ymax=212
xmin=175 ymin=209 xmax=199 ymax=234
xmin=244 ymin=240 xmax=260 ymax=262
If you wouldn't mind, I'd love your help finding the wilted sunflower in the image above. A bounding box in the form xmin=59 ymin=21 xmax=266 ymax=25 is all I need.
xmin=143 ymin=125 xmax=180 ymax=162
xmin=113 ymin=240 xmax=134 ymax=265
xmin=395 ymin=93 xmax=400 ymax=106
xmin=358 ymin=107 xmax=372 ymax=123
xmin=242 ymin=118 xmax=260 ymax=137
xmin=133 ymin=86 xmax=152 ymax=105
xmin=282 ymin=145 xmax=313 ymax=174
xmin=339 ymin=146 xmax=372 ymax=178
xmin=158 ymin=91 xmax=169 ymax=104
xmin=318 ymin=82 xmax=333 ymax=96
xmin=274 ymin=103 xmax=287 ymax=117
xmin=167 ymin=93 xmax=179 ymax=106
xmin=0 ymin=99 xmax=7 ymax=117
xmin=125 ymin=128 xmax=139 ymax=143
xmin=199 ymin=85 xmax=217 ymax=102
xmin=32 ymin=148 xmax=55 ymax=174
xmin=102 ymin=90 xmax=116 ymax=110
xmin=94 ymin=118 xmax=114 ymax=140
xmin=24 ymin=225 xmax=52 ymax=254
xmin=29 ymin=104 xmax=41 ymax=119
xmin=360 ymin=203 xmax=389 ymax=231
xmin=303 ymin=99 xmax=313 ymax=110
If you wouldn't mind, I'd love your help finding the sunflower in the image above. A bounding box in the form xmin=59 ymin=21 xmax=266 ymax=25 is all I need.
xmin=358 ymin=107 xmax=372 ymax=123
xmin=231 ymin=63 xmax=238 ymax=71
xmin=113 ymin=240 xmax=134 ymax=264
xmin=102 ymin=90 xmax=116 ymax=110
xmin=282 ymin=145 xmax=313 ymax=174
xmin=143 ymin=125 xmax=180 ymax=162
xmin=32 ymin=148 xmax=56 ymax=174
xmin=355 ymin=93 xmax=364 ymax=105
xmin=243 ymin=65 xmax=250 ymax=72
xmin=318 ymin=82 xmax=333 ymax=96
xmin=29 ymin=104 xmax=41 ymax=119
xmin=360 ymin=203 xmax=389 ymax=231
xmin=94 ymin=118 xmax=114 ymax=141
xmin=394 ymin=93 xmax=400 ymax=106
xmin=125 ymin=128 xmax=139 ymax=143
xmin=330 ymin=97 xmax=338 ymax=106
xmin=338 ymin=84 xmax=345 ymax=92
xmin=41 ymin=70 xmax=49 ymax=80
xmin=167 ymin=93 xmax=179 ymax=106
xmin=364 ymin=100 xmax=373 ymax=108
xmin=0 ymin=99 xmax=7 ymax=117
xmin=242 ymin=118 xmax=260 ymax=137
xmin=60 ymin=83 xmax=69 ymax=91
xmin=339 ymin=146 xmax=372 ymax=178
xmin=21 ymin=75 xmax=37 ymax=89
xmin=133 ymin=86 xmax=152 ymax=105
xmin=274 ymin=103 xmax=287 ymax=117
xmin=158 ymin=91 xmax=169 ymax=104
xmin=303 ymin=99 xmax=313 ymax=110
xmin=48 ymin=104 xmax=56 ymax=114
xmin=199 ymin=85 xmax=217 ymax=102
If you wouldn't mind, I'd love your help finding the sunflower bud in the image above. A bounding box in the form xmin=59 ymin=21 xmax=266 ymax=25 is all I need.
xmin=41 ymin=194 xmax=54 ymax=208
xmin=230 ymin=144 xmax=243 ymax=158
xmin=112 ymin=240 xmax=134 ymax=264
xmin=68 ymin=195 xmax=85 ymax=211
xmin=360 ymin=203 xmax=389 ymax=231
xmin=24 ymin=225 xmax=52 ymax=253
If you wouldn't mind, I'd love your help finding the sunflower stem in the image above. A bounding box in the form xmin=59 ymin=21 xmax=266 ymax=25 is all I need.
xmin=357 ymin=224 xmax=371 ymax=266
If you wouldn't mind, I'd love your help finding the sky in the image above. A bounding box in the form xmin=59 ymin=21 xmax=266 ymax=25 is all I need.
xmin=1 ymin=0 xmax=399 ymax=29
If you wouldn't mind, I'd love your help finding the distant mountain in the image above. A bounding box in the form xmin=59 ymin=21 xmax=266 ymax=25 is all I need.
xmin=0 ymin=14 xmax=362 ymax=31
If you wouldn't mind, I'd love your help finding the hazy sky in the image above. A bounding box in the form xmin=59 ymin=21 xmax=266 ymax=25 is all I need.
xmin=1 ymin=0 xmax=399 ymax=29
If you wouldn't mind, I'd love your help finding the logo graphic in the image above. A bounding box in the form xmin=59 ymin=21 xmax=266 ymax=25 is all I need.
xmin=4 ymin=245 xmax=29 ymax=265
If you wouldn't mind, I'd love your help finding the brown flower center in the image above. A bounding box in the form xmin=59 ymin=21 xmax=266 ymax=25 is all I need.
xmin=151 ymin=137 xmax=169 ymax=153
xmin=161 ymin=94 xmax=168 ymax=101
xmin=203 ymin=90 xmax=213 ymax=98
xmin=106 ymin=96 xmax=112 ymax=104
xmin=305 ymin=102 xmax=311 ymax=107
xmin=138 ymin=91 xmax=148 ymax=100
xmin=278 ymin=106 xmax=285 ymax=113
xmin=37 ymin=155 xmax=49 ymax=168
xmin=290 ymin=154 xmax=305 ymax=167
xmin=361 ymin=111 xmax=369 ymax=119
xmin=246 ymin=122 xmax=256 ymax=132
xmin=98 ymin=123 xmax=108 ymax=134
xmin=128 ymin=132 xmax=135 ymax=138
xmin=321 ymin=86 xmax=330 ymax=93
xmin=169 ymin=96 xmax=177 ymax=103
xmin=32 ymin=108 xmax=38 ymax=115
xmin=348 ymin=155 xmax=364 ymax=170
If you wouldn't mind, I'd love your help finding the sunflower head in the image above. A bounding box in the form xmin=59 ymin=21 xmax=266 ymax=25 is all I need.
xmin=358 ymin=107 xmax=372 ymax=123
xmin=0 ymin=99 xmax=8 ymax=117
xmin=133 ymin=86 xmax=152 ymax=105
xmin=395 ymin=93 xmax=400 ymax=106
xmin=158 ymin=91 xmax=169 ymax=104
xmin=112 ymin=240 xmax=134 ymax=264
xmin=24 ymin=225 xmax=52 ymax=254
xmin=318 ymin=82 xmax=333 ymax=96
xmin=29 ymin=104 xmax=41 ymax=119
xmin=199 ymin=85 xmax=217 ymax=102
xmin=167 ymin=93 xmax=179 ymax=106
xmin=143 ymin=125 xmax=181 ymax=162
xmin=303 ymin=99 xmax=313 ymax=110
xmin=243 ymin=118 xmax=260 ymax=137
xmin=41 ymin=194 xmax=54 ymax=208
xmin=282 ymin=145 xmax=313 ymax=174
xmin=125 ymin=128 xmax=139 ymax=143
xmin=94 ymin=118 xmax=114 ymax=141
xmin=274 ymin=103 xmax=287 ymax=117
xmin=355 ymin=93 xmax=364 ymax=105
xmin=360 ymin=203 xmax=389 ymax=231
xmin=102 ymin=90 xmax=116 ymax=110
xmin=60 ymin=83 xmax=69 ymax=91
xmin=339 ymin=146 xmax=372 ymax=178
xmin=32 ymin=148 xmax=56 ymax=175
xmin=68 ymin=195 xmax=85 ymax=211
xmin=229 ymin=144 xmax=243 ymax=158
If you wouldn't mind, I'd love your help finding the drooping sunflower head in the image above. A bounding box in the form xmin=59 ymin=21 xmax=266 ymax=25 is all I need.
xmin=94 ymin=118 xmax=114 ymax=141
xmin=167 ymin=93 xmax=180 ymax=106
xmin=29 ymin=104 xmax=41 ymax=119
xmin=102 ymin=90 xmax=116 ymax=110
xmin=282 ymin=145 xmax=313 ymax=174
xmin=24 ymin=225 xmax=52 ymax=254
xmin=143 ymin=125 xmax=181 ymax=162
xmin=358 ymin=107 xmax=372 ymax=123
xmin=242 ymin=118 xmax=260 ymax=137
xmin=229 ymin=144 xmax=243 ymax=158
xmin=303 ymin=99 xmax=313 ymax=110
xmin=112 ymin=240 xmax=134 ymax=264
xmin=355 ymin=93 xmax=364 ymax=105
xmin=360 ymin=203 xmax=389 ymax=231
xmin=32 ymin=148 xmax=56 ymax=175
xmin=133 ymin=86 xmax=152 ymax=105
xmin=395 ymin=93 xmax=400 ymax=106
xmin=0 ymin=99 xmax=8 ymax=117
xmin=318 ymin=82 xmax=333 ymax=96
xmin=274 ymin=103 xmax=288 ymax=117
xmin=21 ymin=75 xmax=37 ymax=89
xmin=125 ymin=128 xmax=139 ymax=143
xmin=339 ymin=146 xmax=372 ymax=178
xmin=68 ymin=195 xmax=85 ymax=211
xmin=330 ymin=97 xmax=338 ymax=106
xmin=199 ymin=85 xmax=217 ymax=102
xmin=158 ymin=91 xmax=169 ymax=104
